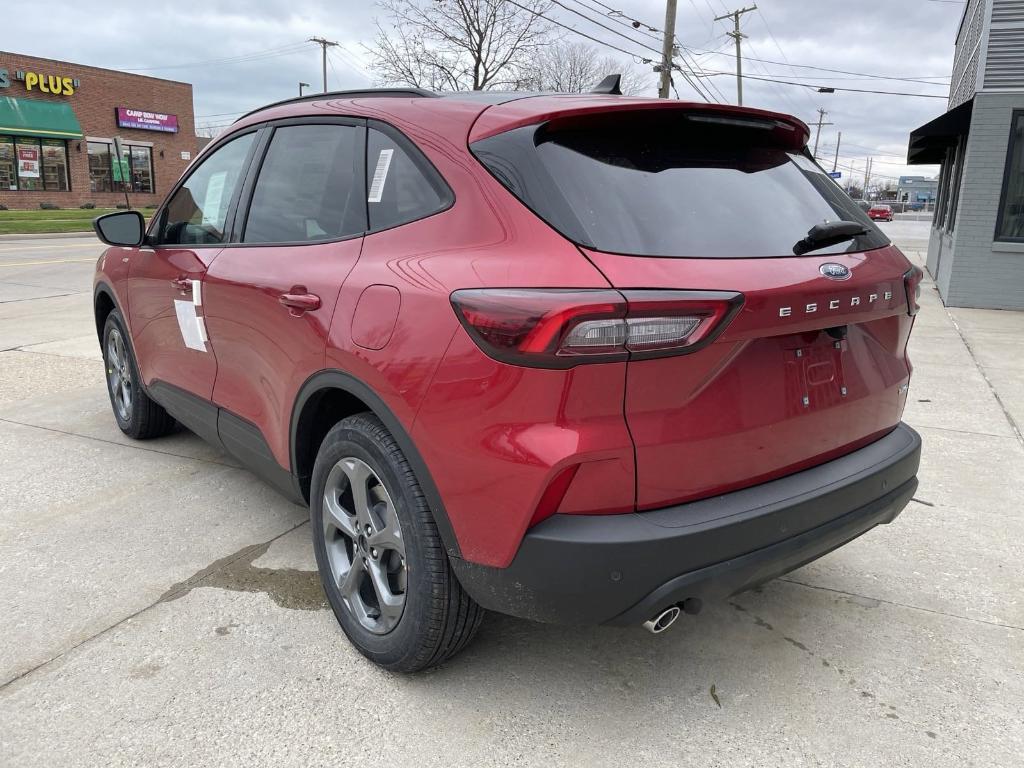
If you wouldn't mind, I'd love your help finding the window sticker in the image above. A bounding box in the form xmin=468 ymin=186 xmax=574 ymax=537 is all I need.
xmin=368 ymin=149 xmax=394 ymax=203
xmin=202 ymin=171 xmax=228 ymax=226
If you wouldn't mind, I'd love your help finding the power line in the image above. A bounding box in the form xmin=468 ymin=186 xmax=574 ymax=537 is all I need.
xmin=690 ymin=46 xmax=952 ymax=84
xmin=698 ymin=70 xmax=949 ymax=98
xmin=504 ymin=0 xmax=656 ymax=62
xmin=566 ymin=0 xmax=663 ymax=44
xmin=569 ymin=0 xmax=729 ymax=100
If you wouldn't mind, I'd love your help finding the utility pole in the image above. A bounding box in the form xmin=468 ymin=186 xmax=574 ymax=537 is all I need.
xmin=299 ymin=82 xmax=310 ymax=97
xmin=658 ymin=0 xmax=679 ymax=99
xmin=811 ymin=108 xmax=833 ymax=160
xmin=308 ymin=37 xmax=339 ymax=93
xmin=832 ymin=130 xmax=842 ymax=172
xmin=864 ymin=156 xmax=873 ymax=200
xmin=714 ymin=5 xmax=757 ymax=105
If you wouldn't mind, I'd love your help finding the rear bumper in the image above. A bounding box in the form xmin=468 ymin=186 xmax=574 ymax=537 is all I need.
xmin=451 ymin=423 xmax=921 ymax=625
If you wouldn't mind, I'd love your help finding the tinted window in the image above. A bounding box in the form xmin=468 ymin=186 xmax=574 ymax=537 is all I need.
xmin=366 ymin=126 xmax=449 ymax=231
xmin=158 ymin=133 xmax=254 ymax=245
xmin=472 ymin=112 xmax=888 ymax=258
xmin=243 ymin=124 xmax=365 ymax=243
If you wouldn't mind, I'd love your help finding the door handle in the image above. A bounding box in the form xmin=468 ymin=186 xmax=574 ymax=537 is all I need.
xmin=279 ymin=289 xmax=321 ymax=314
xmin=171 ymin=276 xmax=192 ymax=292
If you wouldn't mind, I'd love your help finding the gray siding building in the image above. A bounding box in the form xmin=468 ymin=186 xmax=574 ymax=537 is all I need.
xmin=909 ymin=0 xmax=1024 ymax=309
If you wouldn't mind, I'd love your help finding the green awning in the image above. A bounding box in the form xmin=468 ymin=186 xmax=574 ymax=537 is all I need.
xmin=0 ymin=96 xmax=83 ymax=140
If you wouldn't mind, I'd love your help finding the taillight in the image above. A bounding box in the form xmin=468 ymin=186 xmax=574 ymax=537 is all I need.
xmin=450 ymin=289 xmax=743 ymax=368
xmin=903 ymin=266 xmax=923 ymax=316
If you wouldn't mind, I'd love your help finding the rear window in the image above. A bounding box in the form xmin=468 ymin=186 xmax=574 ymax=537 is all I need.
xmin=471 ymin=112 xmax=888 ymax=258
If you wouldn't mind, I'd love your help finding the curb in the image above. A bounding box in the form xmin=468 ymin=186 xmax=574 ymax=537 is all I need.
xmin=0 ymin=231 xmax=97 ymax=241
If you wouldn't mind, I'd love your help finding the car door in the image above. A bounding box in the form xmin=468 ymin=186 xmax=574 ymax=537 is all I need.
xmin=202 ymin=119 xmax=367 ymax=471
xmin=128 ymin=131 xmax=258 ymax=416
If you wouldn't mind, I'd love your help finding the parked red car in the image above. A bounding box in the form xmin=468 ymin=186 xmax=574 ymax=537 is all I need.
xmin=93 ymin=87 xmax=922 ymax=671
xmin=869 ymin=204 xmax=894 ymax=222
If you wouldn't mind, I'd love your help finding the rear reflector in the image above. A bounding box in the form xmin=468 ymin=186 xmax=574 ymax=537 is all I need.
xmin=451 ymin=288 xmax=743 ymax=368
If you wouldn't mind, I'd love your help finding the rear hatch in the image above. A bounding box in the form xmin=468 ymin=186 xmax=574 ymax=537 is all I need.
xmin=471 ymin=105 xmax=916 ymax=509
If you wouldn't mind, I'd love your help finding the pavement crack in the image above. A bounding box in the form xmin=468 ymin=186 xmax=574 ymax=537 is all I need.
xmin=778 ymin=577 xmax=1024 ymax=632
xmin=0 ymin=519 xmax=310 ymax=694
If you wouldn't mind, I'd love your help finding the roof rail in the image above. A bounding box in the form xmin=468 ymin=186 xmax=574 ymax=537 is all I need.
xmin=234 ymin=88 xmax=438 ymax=123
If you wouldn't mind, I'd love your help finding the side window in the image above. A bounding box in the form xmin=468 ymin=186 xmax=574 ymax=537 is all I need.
xmin=366 ymin=126 xmax=451 ymax=231
xmin=158 ymin=133 xmax=254 ymax=246
xmin=243 ymin=124 xmax=365 ymax=243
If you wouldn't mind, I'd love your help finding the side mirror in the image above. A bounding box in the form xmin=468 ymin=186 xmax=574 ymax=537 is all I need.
xmin=94 ymin=210 xmax=146 ymax=247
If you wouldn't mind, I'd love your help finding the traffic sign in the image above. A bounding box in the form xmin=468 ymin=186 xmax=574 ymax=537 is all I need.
xmin=827 ymin=171 xmax=842 ymax=179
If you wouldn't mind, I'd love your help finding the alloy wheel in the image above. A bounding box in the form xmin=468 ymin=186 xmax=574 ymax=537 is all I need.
xmin=106 ymin=328 xmax=133 ymax=422
xmin=322 ymin=457 xmax=407 ymax=634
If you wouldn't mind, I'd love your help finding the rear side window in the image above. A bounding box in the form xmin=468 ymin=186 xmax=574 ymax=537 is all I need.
xmin=471 ymin=112 xmax=888 ymax=258
xmin=158 ymin=132 xmax=254 ymax=245
xmin=243 ymin=123 xmax=365 ymax=243
xmin=366 ymin=126 xmax=451 ymax=231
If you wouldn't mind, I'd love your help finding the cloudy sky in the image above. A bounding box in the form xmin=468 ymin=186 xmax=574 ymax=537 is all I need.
xmin=5 ymin=0 xmax=965 ymax=183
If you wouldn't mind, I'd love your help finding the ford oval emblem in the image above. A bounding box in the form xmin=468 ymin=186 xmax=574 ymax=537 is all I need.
xmin=820 ymin=263 xmax=851 ymax=280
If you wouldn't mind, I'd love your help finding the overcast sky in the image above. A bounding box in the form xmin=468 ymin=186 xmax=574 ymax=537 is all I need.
xmin=5 ymin=0 xmax=965 ymax=183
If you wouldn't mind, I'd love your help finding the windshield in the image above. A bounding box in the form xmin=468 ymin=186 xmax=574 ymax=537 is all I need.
xmin=471 ymin=112 xmax=888 ymax=258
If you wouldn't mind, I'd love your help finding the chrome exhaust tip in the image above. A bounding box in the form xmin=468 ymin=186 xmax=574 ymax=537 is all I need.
xmin=642 ymin=605 xmax=682 ymax=634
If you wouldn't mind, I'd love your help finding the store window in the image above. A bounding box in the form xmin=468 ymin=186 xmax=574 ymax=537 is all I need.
xmin=87 ymin=141 xmax=154 ymax=194
xmin=15 ymin=138 xmax=43 ymax=191
xmin=41 ymin=140 xmax=70 ymax=191
xmin=996 ymin=111 xmax=1024 ymax=241
xmin=0 ymin=136 xmax=70 ymax=192
xmin=129 ymin=145 xmax=154 ymax=194
xmin=88 ymin=142 xmax=112 ymax=192
xmin=0 ymin=136 xmax=14 ymax=191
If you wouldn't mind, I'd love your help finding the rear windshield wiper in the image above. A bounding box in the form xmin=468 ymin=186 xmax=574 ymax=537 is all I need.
xmin=793 ymin=220 xmax=867 ymax=256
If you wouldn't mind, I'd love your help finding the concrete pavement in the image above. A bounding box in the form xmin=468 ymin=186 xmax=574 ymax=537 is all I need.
xmin=0 ymin=226 xmax=1022 ymax=767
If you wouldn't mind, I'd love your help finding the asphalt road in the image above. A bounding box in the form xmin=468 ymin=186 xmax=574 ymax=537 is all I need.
xmin=1 ymin=225 xmax=1022 ymax=767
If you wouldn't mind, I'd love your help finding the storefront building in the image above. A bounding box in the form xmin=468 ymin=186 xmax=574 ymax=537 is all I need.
xmin=907 ymin=0 xmax=1024 ymax=310
xmin=0 ymin=51 xmax=197 ymax=210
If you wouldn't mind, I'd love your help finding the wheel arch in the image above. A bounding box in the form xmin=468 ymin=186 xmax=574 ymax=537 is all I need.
xmin=93 ymin=282 xmax=119 ymax=343
xmin=291 ymin=369 xmax=462 ymax=558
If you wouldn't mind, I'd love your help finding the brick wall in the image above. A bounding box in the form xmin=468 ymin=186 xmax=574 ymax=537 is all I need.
xmin=0 ymin=50 xmax=197 ymax=210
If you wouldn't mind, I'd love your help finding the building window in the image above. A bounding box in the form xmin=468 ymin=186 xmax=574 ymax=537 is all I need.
xmin=0 ymin=135 xmax=70 ymax=192
xmin=87 ymin=141 xmax=155 ymax=194
xmin=88 ymin=141 xmax=112 ymax=192
xmin=0 ymin=136 xmax=15 ymax=191
xmin=128 ymin=145 xmax=154 ymax=193
xmin=41 ymin=139 xmax=70 ymax=191
xmin=15 ymin=138 xmax=43 ymax=191
xmin=996 ymin=111 xmax=1024 ymax=241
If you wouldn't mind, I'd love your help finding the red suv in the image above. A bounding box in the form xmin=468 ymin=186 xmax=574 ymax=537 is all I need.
xmin=93 ymin=89 xmax=922 ymax=671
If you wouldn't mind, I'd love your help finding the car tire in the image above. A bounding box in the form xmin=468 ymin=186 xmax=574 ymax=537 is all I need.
xmin=311 ymin=413 xmax=483 ymax=672
xmin=102 ymin=310 xmax=176 ymax=440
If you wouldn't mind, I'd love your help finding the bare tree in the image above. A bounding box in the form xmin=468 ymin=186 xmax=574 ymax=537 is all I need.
xmin=368 ymin=0 xmax=553 ymax=91
xmin=519 ymin=41 xmax=652 ymax=95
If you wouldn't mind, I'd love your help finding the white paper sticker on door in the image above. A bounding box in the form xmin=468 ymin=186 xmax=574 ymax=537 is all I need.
xmin=367 ymin=149 xmax=393 ymax=203
xmin=201 ymin=171 xmax=227 ymax=226
xmin=175 ymin=299 xmax=207 ymax=352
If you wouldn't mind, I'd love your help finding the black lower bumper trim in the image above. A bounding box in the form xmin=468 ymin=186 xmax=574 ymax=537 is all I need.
xmin=451 ymin=423 xmax=922 ymax=626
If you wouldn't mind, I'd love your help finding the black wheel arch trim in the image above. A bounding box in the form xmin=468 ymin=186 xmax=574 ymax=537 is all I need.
xmin=291 ymin=369 xmax=462 ymax=558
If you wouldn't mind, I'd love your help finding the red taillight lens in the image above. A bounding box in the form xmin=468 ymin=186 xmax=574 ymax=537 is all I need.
xmin=903 ymin=266 xmax=924 ymax=316
xmin=451 ymin=289 xmax=743 ymax=368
